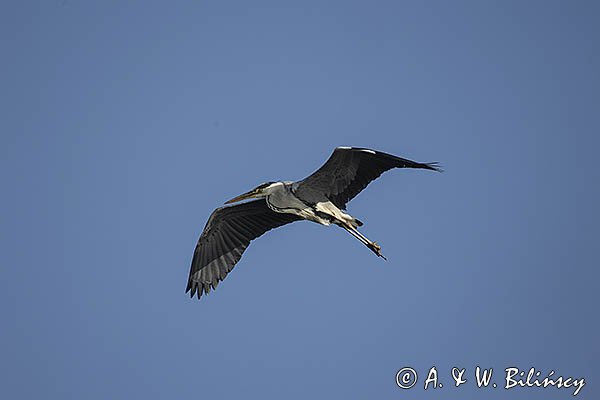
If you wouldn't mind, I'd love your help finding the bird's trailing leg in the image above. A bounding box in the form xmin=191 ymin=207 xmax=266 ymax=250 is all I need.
xmin=342 ymin=224 xmax=387 ymax=260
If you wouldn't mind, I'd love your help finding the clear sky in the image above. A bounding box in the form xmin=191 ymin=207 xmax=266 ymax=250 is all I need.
xmin=1 ymin=1 xmax=599 ymax=399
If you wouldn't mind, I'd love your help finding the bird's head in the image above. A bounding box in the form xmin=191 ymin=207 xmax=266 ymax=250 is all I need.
xmin=225 ymin=181 xmax=282 ymax=204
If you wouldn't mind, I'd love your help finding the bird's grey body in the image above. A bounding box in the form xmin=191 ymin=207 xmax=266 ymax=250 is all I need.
xmin=265 ymin=181 xmax=360 ymax=228
xmin=186 ymin=146 xmax=441 ymax=299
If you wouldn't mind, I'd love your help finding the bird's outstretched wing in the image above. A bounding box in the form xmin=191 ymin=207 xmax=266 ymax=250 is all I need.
xmin=294 ymin=147 xmax=441 ymax=209
xmin=186 ymin=199 xmax=300 ymax=299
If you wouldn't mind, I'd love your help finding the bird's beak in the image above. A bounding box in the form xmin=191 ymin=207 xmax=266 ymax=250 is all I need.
xmin=225 ymin=189 xmax=258 ymax=204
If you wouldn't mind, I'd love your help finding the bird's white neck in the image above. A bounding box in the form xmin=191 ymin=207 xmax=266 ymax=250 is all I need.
xmin=262 ymin=181 xmax=286 ymax=195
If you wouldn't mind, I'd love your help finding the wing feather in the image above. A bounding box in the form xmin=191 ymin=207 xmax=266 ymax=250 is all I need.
xmin=294 ymin=147 xmax=441 ymax=209
xmin=186 ymin=199 xmax=300 ymax=299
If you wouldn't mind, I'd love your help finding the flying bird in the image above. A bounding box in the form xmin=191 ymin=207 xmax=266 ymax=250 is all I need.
xmin=186 ymin=146 xmax=441 ymax=299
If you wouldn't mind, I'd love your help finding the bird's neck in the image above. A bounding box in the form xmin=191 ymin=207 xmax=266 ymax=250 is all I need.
xmin=263 ymin=181 xmax=287 ymax=196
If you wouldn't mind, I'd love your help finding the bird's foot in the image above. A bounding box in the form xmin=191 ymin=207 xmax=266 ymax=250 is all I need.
xmin=369 ymin=242 xmax=387 ymax=260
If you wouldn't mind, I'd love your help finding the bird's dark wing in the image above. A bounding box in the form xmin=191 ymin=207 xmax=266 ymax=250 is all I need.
xmin=294 ymin=147 xmax=441 ymax=209
xmin=186 ymin=199 xmax=300 ymax=299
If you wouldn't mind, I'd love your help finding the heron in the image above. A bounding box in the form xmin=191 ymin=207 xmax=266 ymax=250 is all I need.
xmin=186 ymin=146 xmax=441 ymax=299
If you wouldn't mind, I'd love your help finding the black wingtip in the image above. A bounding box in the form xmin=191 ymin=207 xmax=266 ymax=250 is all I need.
xmin=347 ymin=147 xmax=443 ymax=173
xmin=424 ymin=162 xmax=443 ymax=173
xmin=185 ymin=281 xmax=205 ymax=300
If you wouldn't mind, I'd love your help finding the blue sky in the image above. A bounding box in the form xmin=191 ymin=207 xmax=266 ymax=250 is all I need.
xmin=1 ymin=1 xmax=599 ymax=399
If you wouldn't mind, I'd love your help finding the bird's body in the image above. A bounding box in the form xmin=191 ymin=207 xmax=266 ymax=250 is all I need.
xmin=187 ymin=146 xmax=441 ymax=299
xmin=263 ymin=181 xmax=361 ymax=227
